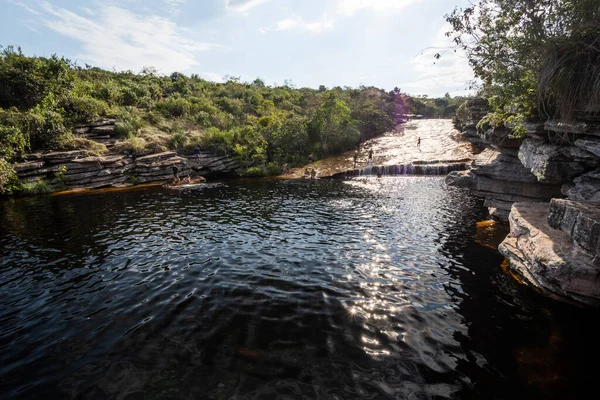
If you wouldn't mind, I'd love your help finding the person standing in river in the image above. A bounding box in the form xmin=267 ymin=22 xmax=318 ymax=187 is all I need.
xmin=172 ymin=165 xmax=180 ymax=182
xmin=417 ymin=137 xmax=421 ymax=148
xmin=353 ymin=149 xmax=359 ymax=169
xmin=193 ymin=147 xmax=201 ymax=165
xmin=368 ymin=149 xmax=373 ymax=165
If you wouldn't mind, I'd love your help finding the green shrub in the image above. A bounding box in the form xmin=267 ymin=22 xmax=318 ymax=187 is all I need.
xmin=28 ymin=107 xmax=71 ymax=150
xmin=113 ymin=137 xmax=147 ymax=154
xmin=0 ymin=125 xmax=28 ymax=159
xmin=0 ymin=157 xmax=19 ymax=194
xmin=63 ymin=94 xmax=108 ymax=124
xmin=169 ymin=131 xmax=189 ymax=149
xmin=244 ymin=166 xmax=266 ymax=177
xmin=114 ymin=109 xmax=146 ymax=138
xmin=20 ymin=179 xmax=52 ymax=195
xmin=156 ymin=97 xmax=191 ymax=117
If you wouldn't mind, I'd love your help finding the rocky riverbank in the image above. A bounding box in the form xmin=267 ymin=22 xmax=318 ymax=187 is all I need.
xmin=448 ymin=98 xmax=600 ymax=306
xmin=10 ymin=119 xmax=240 ymax=193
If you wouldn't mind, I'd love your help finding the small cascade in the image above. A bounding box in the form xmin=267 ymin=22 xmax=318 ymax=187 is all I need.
xmin=356 ymin=162 xmax=469 ymax=177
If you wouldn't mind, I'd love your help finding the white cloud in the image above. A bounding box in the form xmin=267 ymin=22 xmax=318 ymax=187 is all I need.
xmin=36 ymin=1 xmax=215 ymax=73
xmin=7 ymin=0 xmax=42 ymax=15
xmin=200 ymin=72 xmax=225 ymax=83
xmin=335 ymin=0 xmax=421 ymax=16
xmin=264 ymin=14 xmax=334 ymax=34
xmin=401 ymin=24 xmax=475 ymax=96
xmin=162 ymin=0 xmax=187 ymax=14
xmin=225 ymin=0 xmax=270 ymax=12
xmin=79 ymin=6 xmax=94 ymax=16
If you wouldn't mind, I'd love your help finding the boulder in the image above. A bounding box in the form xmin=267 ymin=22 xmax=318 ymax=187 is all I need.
xmin=563 ymin=170 xmax=600 ymax=202
xmin=574 ymin=137 xmax=600 ymax=158
xmin=499 ymin=202 xmax=600 ymax=307
xmin=548 ymin=198 xmax=600 ymax=256
xmin=518 ymin=138 xmax=588 ymax=184
xmin=471 ymin=149 xmax=538 ymax=183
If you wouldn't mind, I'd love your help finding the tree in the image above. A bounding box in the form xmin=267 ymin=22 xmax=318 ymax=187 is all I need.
xmin=444 ymin=0 xmax=600 ymax=127
xmin=313 ymin=93 xmax=359 ymax=155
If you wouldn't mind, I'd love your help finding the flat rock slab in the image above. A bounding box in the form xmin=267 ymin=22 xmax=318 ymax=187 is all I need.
xmin=499 ymin=202 xmax=600 ymax=307
xmin=13 ymin=161 xmax=45 ymax=173
xmin=548 ymin=198 xmax=600 ymax=256
xmin=136 ymin=151 xmax=177 ymax=164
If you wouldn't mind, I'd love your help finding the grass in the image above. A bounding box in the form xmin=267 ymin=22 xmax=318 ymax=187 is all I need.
xmin=20 ymin=179 xmax=52 ymax=194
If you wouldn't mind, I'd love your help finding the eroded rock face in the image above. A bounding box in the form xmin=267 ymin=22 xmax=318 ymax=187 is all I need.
xmin=563 ymin=170 xmax=600 ymax=202
xmin=471 ymin=149 xmax=537 ymax=183
xmin=575 ymin=137 xmax=600 ymax=158
xmin=445 ymin=150 xmax=562 ymax=221
xmin=548 ymin=198 xmax=600 ymax=256
xmin=518 ymin=138 xmax=592 ymax=184
xmin=12 ymin=150 xmax=239 ymax=192
xmin=499 ymin=202 xmax=600 ymax=307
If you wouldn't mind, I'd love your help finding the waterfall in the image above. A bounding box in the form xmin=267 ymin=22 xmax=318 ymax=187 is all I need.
xmin=330 ymin=162 xmax=470 ymax=179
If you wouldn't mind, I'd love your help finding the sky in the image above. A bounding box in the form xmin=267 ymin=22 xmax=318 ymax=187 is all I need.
xmin=0 ymin=0 xmax=475 ymax=97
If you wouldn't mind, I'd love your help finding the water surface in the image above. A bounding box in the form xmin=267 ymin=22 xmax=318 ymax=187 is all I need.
xmin=1 ymin=177 xmax=598 ymax=399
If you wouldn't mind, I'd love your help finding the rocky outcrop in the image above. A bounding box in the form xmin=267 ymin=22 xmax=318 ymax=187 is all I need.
xmin=446 ymin=149 xmax=562 ymax=221
xmin=12 ymin=150 xmax=240 ymax=192
xmin=518 ymin=138 xmax=598 ymax=184
xmin=446 ymin=99 xmax=600 ymax=222
xmin=450 ymin=101 xmax=600 ymax=306
xmin=563 ymin=170 xmax=600 ymax=202
xmin=548 ymin=199 xmax=600 ymax=256
xmin=72 ymin=118 xmax=118 ymax=149
xmin=499 ymin=202 xmax=600 ymax=307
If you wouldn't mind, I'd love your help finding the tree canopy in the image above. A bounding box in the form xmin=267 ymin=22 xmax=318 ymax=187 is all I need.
xmin=444 ymin=0 xmax=600 ymax=131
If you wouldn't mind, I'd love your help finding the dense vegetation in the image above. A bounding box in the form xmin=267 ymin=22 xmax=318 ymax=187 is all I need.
xmin=443 ymin=0 xmax=600 ymax=135
xmin=0 ymin=45 xmax=469 ymax=194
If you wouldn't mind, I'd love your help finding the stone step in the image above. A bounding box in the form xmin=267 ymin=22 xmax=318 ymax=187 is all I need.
xmin=548 ymin=198 xmax=600 ymax=257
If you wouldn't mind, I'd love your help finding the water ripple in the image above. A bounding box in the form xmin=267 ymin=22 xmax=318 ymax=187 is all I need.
xmin=1 ymin=177 xmax=598 ymax=399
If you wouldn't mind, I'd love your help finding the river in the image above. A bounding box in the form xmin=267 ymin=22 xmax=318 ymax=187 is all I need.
xmin=0 ymin=177 xmax=598 ymax=399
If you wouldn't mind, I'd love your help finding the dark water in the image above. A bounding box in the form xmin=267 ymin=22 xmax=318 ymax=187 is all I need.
xmin=1 ymin=177 xmax=598 ymax=400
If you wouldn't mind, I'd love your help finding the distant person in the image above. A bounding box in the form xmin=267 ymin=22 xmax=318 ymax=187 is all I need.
xmin=183 ymin=175 xmax=191 ymax=184
xmin=368 ymin=149 xmax=373 ymax=165
xmin=129 ymin=149 xmax=137 ymax=162
xmin=417 ymin=137 xmax=421 ymax=148
xmin=282 ymin=163 xmax=288 ymax=174
xmin=310 ymin=168 xmax=317 ymax=179
xmin=172 ymin=165 xmax=180 ymax=182
xmin=353 ymin=149 xmax=358 ymax=169
xmin=193 ymin=147 xmax=201 ymax=164
xmin=303 ymin=168 xmax=310 ymax=178
xmin=377 ymin=167 xmax=383 ymax=178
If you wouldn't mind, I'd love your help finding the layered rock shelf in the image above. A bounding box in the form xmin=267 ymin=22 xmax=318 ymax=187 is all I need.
xmin=450 ymin=98 xmax=600 ymax=306
xmin=73 ymin=118 xmax=118 ymax=149
xmin=499 ymin=202 xmax=600 ymax=307
xmin=13 ymin=150 xmax=240 ymax=191
xmin=446 ymin=148 xmax=562 ymax=220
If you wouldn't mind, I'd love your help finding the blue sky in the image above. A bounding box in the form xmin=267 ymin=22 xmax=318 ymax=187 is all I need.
xmin=0 ymin=0 xmax=474 ymax=96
